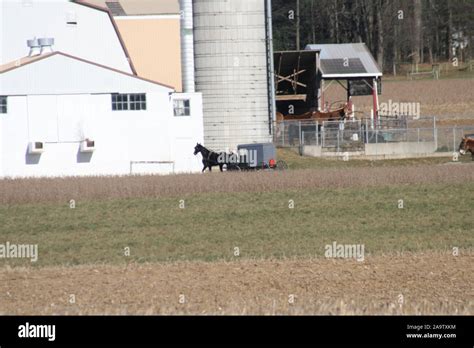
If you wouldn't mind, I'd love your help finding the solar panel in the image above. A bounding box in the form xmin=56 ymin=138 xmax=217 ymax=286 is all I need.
xmin=320 ymin=58 xmax=367 ymax=75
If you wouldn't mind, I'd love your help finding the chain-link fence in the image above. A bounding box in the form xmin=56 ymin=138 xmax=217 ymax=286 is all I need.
xmin=436 ymin=126 xmax=474 ymax=152
xmin=273 ymin=117 xmax=474 ymax=154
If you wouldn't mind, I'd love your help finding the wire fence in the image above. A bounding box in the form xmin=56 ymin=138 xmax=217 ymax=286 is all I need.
xmin=436 ymin=126 xmax=474 ymax=152
xmin=274 ymin=117 xmax=474 ymax=154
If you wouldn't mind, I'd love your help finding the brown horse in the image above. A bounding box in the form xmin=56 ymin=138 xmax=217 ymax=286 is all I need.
xmin=276 ymin=104 xmax=349 ymax=122
xmin=459 ymin=137 xmax=474 ymax=160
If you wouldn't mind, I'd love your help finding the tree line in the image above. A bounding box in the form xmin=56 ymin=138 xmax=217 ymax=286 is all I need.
xmin=272 ymin=0 xmax=474 ymax=73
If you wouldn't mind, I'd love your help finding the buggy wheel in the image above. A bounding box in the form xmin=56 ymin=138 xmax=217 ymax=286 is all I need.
xmin=225 ymin=163 xmax=241 ymax=171
xmin=275 ymin=160 xmax=288 ymax=170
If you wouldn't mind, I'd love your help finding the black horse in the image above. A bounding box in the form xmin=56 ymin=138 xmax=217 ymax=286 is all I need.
xmin=193 ymin=143 xmax=227 ymax=172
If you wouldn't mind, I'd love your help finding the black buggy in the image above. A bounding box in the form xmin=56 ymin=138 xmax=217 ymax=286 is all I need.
xmin=226 ymin=143 xmax=288 ymax=171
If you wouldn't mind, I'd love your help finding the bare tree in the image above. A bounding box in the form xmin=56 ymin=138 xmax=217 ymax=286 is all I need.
xmin=375 ymin=0 xmax=385 ymax=69
xmin=296 ymin=0 xmax=300 ymax=50
xmin=413 ymin=0 xmax=422 ymax=68
xmin=271 ymin=0 xmax=473 ymax=72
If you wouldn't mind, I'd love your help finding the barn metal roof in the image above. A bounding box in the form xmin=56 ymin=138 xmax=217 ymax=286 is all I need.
xmin=305 ymin=43 xmax=382 ymax=78
xmin=105 ymin=1 xmax=126 ymax=16
xmin=0 ymin=53 xmax=55 ymax=74
xmin=83 ymin=0 xmax=180 ymax=16
xmin=0 ymin=51 xmax=174 ymax=90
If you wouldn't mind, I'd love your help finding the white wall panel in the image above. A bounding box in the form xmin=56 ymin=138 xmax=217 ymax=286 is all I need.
xmin=0 ymin=91 xmax=204 ymax=178
xmin=27 ymin=95 xmax=59 ymax=143
xmin=57 ymin=94 xmax=92 ymax=142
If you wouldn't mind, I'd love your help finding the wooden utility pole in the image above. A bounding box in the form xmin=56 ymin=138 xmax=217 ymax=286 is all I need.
xmin=296 ymin=0 xmax=300 ymax=50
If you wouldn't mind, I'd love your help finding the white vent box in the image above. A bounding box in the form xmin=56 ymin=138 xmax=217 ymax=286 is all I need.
xmin=28 ymin=141 xmax=45 ymax=154
xmin=80 ymin=139 xmax=95 ymax=153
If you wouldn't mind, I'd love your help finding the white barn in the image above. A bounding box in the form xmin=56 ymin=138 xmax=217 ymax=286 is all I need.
xmin=0 ymin=0 xmax=204 ymax=177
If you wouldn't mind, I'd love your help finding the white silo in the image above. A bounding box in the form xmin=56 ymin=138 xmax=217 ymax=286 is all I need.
xmin=192 ymin=0 xmax=275 ymax=151
xmin=180 ymin=0 xmax=195 ymax=93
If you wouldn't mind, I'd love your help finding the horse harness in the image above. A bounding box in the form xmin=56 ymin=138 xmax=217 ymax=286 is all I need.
xmin=205 ymin=149 xmax=219 ymax=165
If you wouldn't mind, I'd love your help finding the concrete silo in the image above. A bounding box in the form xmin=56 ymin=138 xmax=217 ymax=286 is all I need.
xmin=192 ymin=0 xmax=275 ymax=151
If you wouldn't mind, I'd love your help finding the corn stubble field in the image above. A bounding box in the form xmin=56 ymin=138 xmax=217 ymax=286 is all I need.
xmin=326 ymin=78 xmax=474 ymax=123
xmin=1 ymin=154 xmax=473 ymax=315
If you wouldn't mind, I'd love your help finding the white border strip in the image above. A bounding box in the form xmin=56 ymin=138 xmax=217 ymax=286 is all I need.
xmin=322 ymin=73 xmax=383 ymax=78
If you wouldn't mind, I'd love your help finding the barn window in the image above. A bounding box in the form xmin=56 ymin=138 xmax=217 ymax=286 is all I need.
xmin=0 ymin=96 xmax=7 ymax=114
xmin=111 ymin=93 xmax=146 ymax=111
xmin=112 ymin=94 xmax=128 ymax=111
xmin=174 ymin=99 xmax=191 ymax=116
xmin=130 ymin=93 xmax=147 ymax=111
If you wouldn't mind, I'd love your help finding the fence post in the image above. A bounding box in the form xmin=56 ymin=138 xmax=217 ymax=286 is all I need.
xmin=302 ymin=131 xmax=305 ymax=146
xmin=281 ymin=122 xmax=285 ymax=147
xmin=322 ymin=123 xmax=325 ymax=148
xmin=337 ymin=131 xmax=340 ymax=152
xmin=365 ymin=118 xmax=369 ymax=144
xmin=433 ymin=117 xmax=437 ymax=149
xmin=359 ymin=120 xmax=362 ymax=143
xmin=298 ymin=121 xmax=302 ymax=146
xmin=316 ymin=121 xmax=318 ymax=146
xmin=453 ymin=127 xmax=456 ymax=152
xmin=417 ymin=128 xmax=420 ymax=144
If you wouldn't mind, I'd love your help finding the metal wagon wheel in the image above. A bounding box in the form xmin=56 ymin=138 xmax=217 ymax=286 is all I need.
xmin=352 ymin=111 xmax=366 ymax=119
xmin=329 ymin=100 xmax=347 ymax=111
xmin=275 ymin=160 xmax=288 ymax=171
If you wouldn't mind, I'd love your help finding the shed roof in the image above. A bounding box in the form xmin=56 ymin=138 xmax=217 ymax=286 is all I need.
xmin=305 ymin=43 xmax=382 ymax=78
xmin=274 ymin=50 xmax=321 ymax=75
xmin=82 ymin=0 xmax=180 ymax=16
